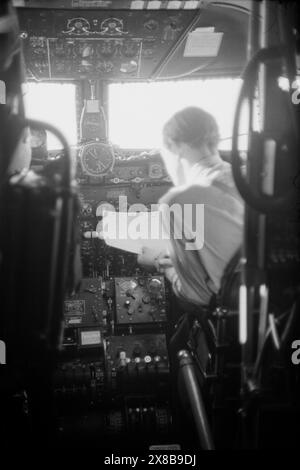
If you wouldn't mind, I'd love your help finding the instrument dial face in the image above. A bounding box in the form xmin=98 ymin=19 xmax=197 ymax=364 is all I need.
xmin=81 ymin=202 xmax=93 ymax=216
xmin=80 ymin=142 xmax=115 ymax=176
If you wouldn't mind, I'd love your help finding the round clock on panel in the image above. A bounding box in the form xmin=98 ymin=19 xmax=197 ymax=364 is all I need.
xmin=80 ymin=142 xmax=115 ymax=176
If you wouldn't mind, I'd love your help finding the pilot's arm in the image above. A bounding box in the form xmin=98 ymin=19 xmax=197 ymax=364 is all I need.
xmin=138 ymin=188 xmax=220 ymax=307
xmin=138 ymin=246 xmax=181 ymax=290
xmin=137 ymin=191 xmax=203 ymax=305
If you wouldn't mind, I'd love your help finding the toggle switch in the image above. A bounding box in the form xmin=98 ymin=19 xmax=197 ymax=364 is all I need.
xmin=119 ymin=350 xmax=127 ymax=367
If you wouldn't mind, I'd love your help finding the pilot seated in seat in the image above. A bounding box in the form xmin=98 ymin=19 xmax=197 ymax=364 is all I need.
xmin=138 ymin=106 xmax=243 ymax=312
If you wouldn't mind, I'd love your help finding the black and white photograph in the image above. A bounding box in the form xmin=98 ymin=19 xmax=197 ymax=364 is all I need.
xmin=0 ymin=0 xmax=299 ymax=455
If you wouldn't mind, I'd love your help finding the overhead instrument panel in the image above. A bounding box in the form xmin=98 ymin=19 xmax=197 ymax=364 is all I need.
xmin=17 ymin=6 xmax=249 ymax=80
xmin=18 ymin=9 xmax=196 ymax=80
xmin=14 ymin=0 xmax=205 ymax=8
xmin=161 ymin=5 xmax=248 ymax=78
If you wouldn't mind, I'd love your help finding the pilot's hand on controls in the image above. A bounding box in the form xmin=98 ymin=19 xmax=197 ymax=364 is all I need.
xmin=137 ymin=247 xmax=157 ymax=270
xmin=156 ymin=255 xmax=173 ymax=272
xmin=138 ymin=247 xmax=173 ymax=273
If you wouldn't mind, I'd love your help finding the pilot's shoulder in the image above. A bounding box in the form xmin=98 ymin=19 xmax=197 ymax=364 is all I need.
xmin=158 ymin=186 xmax=184 ymax=205
xmin=159 ymin=184 xmax=211 ymax=207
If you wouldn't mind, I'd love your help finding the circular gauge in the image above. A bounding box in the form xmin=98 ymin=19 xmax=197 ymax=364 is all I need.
xmin=148 ymin=278 xmax=162 ymax=293
xmin=80 ymin=142 xmax=115 ymax=177
xmin=121 ymin=40 xmax=139 ymax=58
xmin=149 ymin=163 xmax=163 ymax=179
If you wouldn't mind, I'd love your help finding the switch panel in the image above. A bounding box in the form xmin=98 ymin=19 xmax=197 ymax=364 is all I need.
xmin=106 ymin=334 xmax=169 ymax=391
xmin=114 ymin=276 xmax=167 ymax=324
xmin=64 ymin=277 xmax=114 ymax=328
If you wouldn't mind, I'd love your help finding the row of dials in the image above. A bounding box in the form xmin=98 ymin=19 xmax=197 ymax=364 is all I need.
xmin=20 ymin=13 xmax=185 ymax=40
xmin=81 ymin=201 xmax=115 ymax=218
xmin=25 ymin=37 xmax=144 ymax=76
xmin=80 ymin=200 xmax=157 ymax=218
xmin=78 ymin=142 xmax=166 ymax=181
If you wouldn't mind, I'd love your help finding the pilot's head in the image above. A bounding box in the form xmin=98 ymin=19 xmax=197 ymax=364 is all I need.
xmin=161 ymin=107 xmax=220 ymax=185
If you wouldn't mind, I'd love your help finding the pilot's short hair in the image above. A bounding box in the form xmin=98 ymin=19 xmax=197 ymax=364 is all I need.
xmin=163 ymin=106 xmax=220 ymax=152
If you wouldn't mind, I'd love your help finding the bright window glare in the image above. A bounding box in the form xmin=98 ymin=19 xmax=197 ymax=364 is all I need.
xmin=278 ymin=76 xmax=300 ymax=91
xmin=24 ymin=82 xmax=77 ymax=150
xmin=109 ymin=79 xmax=246 ymax=150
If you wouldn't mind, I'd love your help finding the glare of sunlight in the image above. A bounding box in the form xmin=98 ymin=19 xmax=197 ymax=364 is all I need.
xmin=108 ymin=78 xmax=247 ymax=150
xmin=278 ymin=76 xmax=300 ymax=92
xmin=23 ymin=82 xmax=77 ymax=150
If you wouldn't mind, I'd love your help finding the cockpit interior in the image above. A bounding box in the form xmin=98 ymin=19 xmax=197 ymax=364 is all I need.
xmin=0 ymin=0 xmax=299 ymax=453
